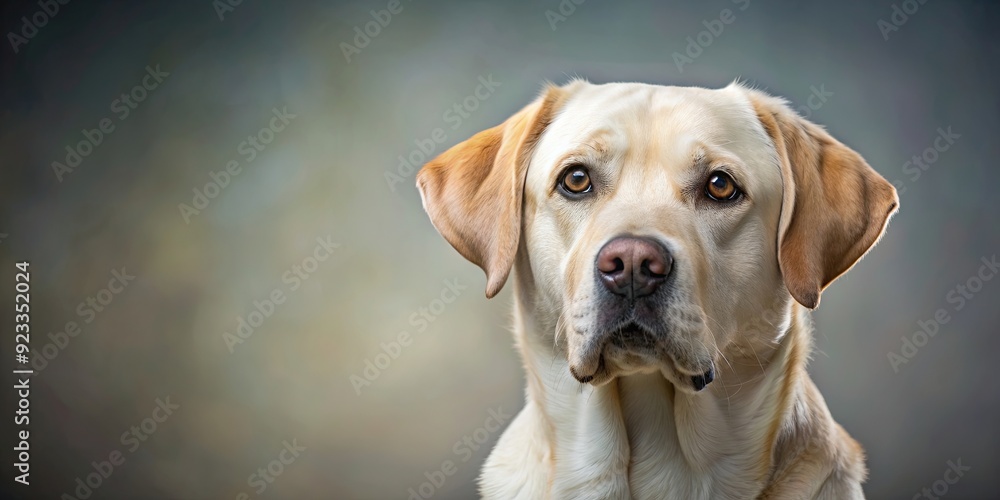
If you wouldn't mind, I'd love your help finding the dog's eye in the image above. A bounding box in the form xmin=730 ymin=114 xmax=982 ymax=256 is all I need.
xmin=705 ymin=171 xmax=741 ymax=201
xmin=560 ymin=166 xmax=593 ymax=195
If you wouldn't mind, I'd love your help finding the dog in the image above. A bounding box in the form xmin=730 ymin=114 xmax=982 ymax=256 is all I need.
xmin=416 ymin=80 xmax=898 ymax=500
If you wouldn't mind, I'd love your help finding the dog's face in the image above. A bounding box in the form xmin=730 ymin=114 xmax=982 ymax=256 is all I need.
xmin=418 ymin=81 xmax=897 ymax=392
xmin=522 ymin=84 xmax=786 ymax=390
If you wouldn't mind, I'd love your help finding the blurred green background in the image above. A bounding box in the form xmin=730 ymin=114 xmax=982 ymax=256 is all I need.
xmin=1 ymin=0 xmax=998 ymax=498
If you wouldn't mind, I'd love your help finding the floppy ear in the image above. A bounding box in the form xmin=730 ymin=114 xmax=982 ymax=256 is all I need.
xmin=745 ymin=89 xmax=899 ymax=309
xmin=416 ymin=85 xmax=571 ymax=298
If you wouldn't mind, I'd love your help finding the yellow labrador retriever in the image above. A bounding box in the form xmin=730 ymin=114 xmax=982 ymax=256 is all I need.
xmin=416 ymin=80 xmax=897 ymax=500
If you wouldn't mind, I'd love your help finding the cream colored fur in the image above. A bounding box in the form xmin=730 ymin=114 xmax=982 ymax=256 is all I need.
xmin=417 ymin=80 xmax=897 ymax=499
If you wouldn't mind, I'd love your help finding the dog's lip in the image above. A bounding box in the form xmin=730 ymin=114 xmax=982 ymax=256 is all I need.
xmin=570 ymin=354 xmax=605 ymax=384
xmin=690 ymin=367 xmax=715 ymax=392
xmin=618 ymin=321 xmax=644 ymax=331
xmin=607 ymin=320 xmax=657 ymax=346
xmin=570 ymin=320 xmax=715 ymax=388
xmin=616 ymin=321 xmax=647 ymax=335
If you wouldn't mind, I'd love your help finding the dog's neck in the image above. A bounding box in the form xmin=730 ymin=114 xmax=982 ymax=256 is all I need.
xmin=509 ymin=278 xmax=811 ymax=499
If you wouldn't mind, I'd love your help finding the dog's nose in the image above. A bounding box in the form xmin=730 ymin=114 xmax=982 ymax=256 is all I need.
xmin=596 ymin=236 xmax=672 ymax=299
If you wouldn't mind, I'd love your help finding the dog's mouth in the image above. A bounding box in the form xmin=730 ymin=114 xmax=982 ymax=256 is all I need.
xmin=572 ymin=320 xmax=715 ymax=392
xmin=608 ymin=321 xmax=656 ymax=349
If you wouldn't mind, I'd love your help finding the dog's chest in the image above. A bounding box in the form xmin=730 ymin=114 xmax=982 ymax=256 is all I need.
xmin=619 ymin=376 xmax=766 ymax=499
xmin=542 ymin=374 xmax=768 ymax=500
xmin=619 ymin=375 xmax=760 ymax=500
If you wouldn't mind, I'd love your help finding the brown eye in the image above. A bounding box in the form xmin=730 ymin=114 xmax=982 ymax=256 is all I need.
xmin=560 ymin=166 xmax=592 ymax=195
xmin=705 ymin=171 xmax=740 ymax=201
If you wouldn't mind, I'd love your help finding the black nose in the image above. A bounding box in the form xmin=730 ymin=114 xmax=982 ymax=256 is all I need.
xmin=596 ymin=236 xmax=672 ymax=299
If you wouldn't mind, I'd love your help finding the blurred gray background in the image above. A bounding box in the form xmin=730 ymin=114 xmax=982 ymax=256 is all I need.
xmin=1 ymin=0 xmax=998 ymax=498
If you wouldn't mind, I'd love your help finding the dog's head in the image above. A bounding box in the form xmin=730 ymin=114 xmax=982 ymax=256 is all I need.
xmin=417 ymin=81 xmax=897 ymax=392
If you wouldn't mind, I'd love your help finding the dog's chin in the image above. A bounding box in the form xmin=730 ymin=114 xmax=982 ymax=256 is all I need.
xmin=570 ymin=321 xmax=716 ymax=393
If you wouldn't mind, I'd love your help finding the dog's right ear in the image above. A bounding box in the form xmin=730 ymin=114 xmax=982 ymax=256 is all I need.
xmin=417 ymin=84 xmax=574 ymax=298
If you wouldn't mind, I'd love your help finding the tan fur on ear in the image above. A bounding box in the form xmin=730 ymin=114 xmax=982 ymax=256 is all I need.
xmin=745 ymin=89 xmax=899 ymax=309
xmin=416 ymin=84 xmax=574 ymax=298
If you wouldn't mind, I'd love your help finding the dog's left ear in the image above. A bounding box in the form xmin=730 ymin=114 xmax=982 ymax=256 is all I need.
xmin=417 ymin=84 xmax=574 ymax=298
xmin=743 ymin=87 xmax=899 ymax=309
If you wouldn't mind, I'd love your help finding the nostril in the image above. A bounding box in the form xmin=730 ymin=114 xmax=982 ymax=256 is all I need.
xmin=598 ymin=254 xmax=626 ymax=275
xmin=610 ymin=257 xmax=624 ymax=274
xmin=642 ymin=258 xmax=667 ymax=277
